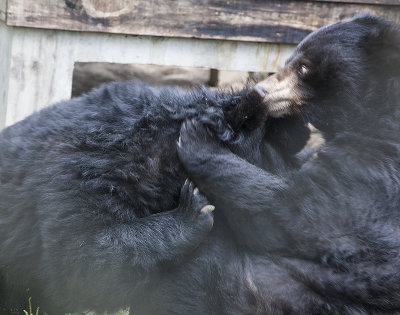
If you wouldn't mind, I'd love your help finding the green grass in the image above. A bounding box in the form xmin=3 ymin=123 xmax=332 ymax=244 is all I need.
xmin=23 ymin=298 xmax=39 ymax=315
xmin=19 ymin=297 xmax=129 ymax=315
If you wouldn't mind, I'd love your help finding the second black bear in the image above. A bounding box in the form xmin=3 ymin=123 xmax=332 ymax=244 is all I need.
xmin=178 ymin=15 xmax=400 ymax=313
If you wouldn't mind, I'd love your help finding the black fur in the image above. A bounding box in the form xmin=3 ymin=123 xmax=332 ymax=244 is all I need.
xmin=178 ymin=15 xmax=400 ymax=314
xmin=0 ymin=79 xmax=310 ymax=314
xmin=0 ymin=81 xmax=282 ymax=314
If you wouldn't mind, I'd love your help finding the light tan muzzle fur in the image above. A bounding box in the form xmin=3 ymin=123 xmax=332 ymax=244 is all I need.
xmin=254 ymin=70 xmax=303 ymax=118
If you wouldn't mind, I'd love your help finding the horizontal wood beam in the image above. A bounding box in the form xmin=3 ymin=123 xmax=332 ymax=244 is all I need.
xmin=4 ymin=0 xmax=400 ymax=44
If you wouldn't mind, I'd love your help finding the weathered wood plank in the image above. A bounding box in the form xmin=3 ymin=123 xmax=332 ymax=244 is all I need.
xmin=313 ymin=0 xmax=400 ymax=5
xmin=5 ymin=0 xmax=400 ymax=44
xmin=3 ymin=27 xmax=76 ymax=127
xmin=0 ymin=0 xmax=7 ymax=22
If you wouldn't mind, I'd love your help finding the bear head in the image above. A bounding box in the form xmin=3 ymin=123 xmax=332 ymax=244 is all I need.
xmin=254 ymin=15 xmax=400 ymax=137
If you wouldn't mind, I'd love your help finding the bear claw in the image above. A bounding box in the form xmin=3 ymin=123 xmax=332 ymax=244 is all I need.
xmin=201 ymin=205 xmax=215 ymax=213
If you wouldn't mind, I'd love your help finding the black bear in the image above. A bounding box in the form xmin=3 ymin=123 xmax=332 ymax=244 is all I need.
xmin=0 ymin=80 xmax=309 ymax=314
xmin=177 ymin=15 xmax=400 ymax=313
xmin=0 ymin=82 xmax=258 ymax=313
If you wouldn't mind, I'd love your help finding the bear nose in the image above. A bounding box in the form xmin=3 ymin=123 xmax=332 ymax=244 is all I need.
xmin=254 ymin=84 xmax=268 ymax=98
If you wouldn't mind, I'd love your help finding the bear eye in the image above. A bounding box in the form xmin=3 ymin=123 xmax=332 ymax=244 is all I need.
xmin=297 ymin=64 xmax=309 ymax=77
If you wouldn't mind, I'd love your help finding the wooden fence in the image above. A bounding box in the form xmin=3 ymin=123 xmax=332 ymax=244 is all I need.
xmin=0 ymin=0 xmax=399 ymax=128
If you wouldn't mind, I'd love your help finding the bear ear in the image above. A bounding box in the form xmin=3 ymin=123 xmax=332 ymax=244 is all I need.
xmin=361 ymin=18 xmax=400 ymax=76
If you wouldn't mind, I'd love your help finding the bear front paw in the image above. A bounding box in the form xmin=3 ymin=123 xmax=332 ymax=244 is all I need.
xmin=177 ymin=179 xmax=214 ymax=233
xmin=177 ymin=119 xmax=228 ymax=168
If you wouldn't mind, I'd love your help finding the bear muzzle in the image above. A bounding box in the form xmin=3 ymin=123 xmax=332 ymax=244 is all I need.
xmin=254 ymin=71 xmax=303 ymax=118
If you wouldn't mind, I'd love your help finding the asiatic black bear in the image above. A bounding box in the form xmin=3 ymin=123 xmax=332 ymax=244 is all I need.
xmin=178 ymin=15 xmax=400 ymax=313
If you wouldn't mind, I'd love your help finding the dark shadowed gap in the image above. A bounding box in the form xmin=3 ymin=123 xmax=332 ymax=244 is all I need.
xmin=71 ymin=62 xmax=270 ymax=98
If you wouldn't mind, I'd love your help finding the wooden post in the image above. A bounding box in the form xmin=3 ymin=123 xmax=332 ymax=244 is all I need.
xmin=0 ymin=0 xmax=6 ymax=22
xmin=0 ymin=22 xmax=12 ymax=129
xmin=0 ymin=23 xmax=76 ymax=128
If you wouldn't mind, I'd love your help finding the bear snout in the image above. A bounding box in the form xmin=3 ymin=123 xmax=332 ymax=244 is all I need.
xmin=254 ymin=72 xmax=302 ymax=118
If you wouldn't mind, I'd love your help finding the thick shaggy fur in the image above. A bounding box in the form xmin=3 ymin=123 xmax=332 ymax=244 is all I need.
xmin=177 ymin=15 xmax=400 ymax=314
xmin=0 ymin=83 xmax=264 ymax=313
xmin=0 ymin=80 xmax=311 ymax=314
